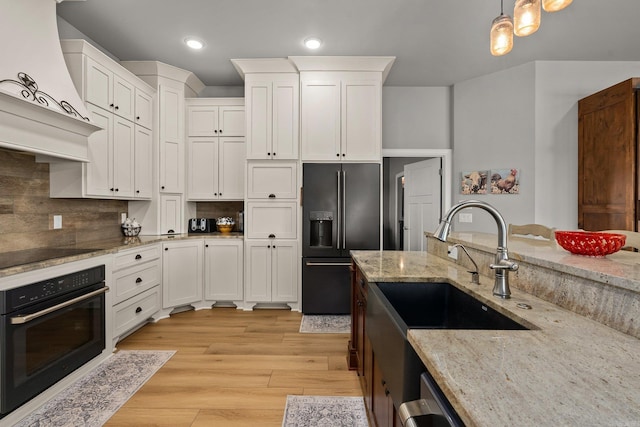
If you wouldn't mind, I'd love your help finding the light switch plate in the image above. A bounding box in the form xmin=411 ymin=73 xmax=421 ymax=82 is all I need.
xmin=121 ymin=212 xmax=127 ymax=223
xmin=53 ymin=215 xmax=62 ymax=229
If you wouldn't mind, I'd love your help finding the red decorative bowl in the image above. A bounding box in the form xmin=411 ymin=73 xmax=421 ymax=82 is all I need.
xmin=555 ymin=231 xmax=626 ymax=256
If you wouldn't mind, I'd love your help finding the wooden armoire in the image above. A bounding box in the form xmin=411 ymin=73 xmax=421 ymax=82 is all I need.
xmin=578 ymin=78 xmax=639 ymax=231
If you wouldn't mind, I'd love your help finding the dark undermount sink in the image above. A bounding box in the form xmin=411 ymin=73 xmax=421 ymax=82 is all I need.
xmin=376 ymin=281 xmax=529 ymax=331
xmin=366 ymin=281 xmax=529 ymax=411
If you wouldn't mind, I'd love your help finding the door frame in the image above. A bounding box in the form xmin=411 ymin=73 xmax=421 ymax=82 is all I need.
xmin=382 ymin=148 xmax=452 ymax=219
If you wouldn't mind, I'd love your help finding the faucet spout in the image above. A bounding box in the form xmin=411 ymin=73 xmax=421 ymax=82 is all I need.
xmin=433 ymin=200 xmax=517 ymax=298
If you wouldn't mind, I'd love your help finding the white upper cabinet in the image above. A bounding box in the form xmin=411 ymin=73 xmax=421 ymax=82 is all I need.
xmin=51 ymin=40 xmax=155 ymax=200
xmin=187 ymin=103 xmax=244 ymax=137
xmin=134 ymin=125 xmax=153 ymax=199
xmin=186 ymin=99 xmax=246 ymax=201
xmin=85 ymin=56 xmax=135 ymax=122
xmin=159 ymin=84 xmax=184 ymax=193
xmin=134 ymin=88 xmax=153 ymax=129
xmin=245 ymin=73 xmax=299 ymax=160
xmin=300 ymin=72 xmax=381 ymax=162
xmin=187 ymin=136 xmax=245 ymax=201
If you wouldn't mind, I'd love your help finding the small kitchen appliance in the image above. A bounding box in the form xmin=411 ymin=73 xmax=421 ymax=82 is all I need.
xmin=188 ymin=218 xmax=216 ymax=233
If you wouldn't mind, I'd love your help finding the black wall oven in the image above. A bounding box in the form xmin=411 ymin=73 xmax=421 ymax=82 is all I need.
xmin=0 ymin=265 xmax=107 ymax=417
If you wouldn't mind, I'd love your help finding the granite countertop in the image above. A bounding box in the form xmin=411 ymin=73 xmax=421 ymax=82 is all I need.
xmin=441 ymin=231 xmax=640 ymax=293
xmin=0 ymin=232 xmax=244 ymax=278
xmin=350 ymin=249 xmax=640 ymax=427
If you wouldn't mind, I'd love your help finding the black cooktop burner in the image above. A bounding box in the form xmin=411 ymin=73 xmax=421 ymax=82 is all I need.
xmin=0 ymin=248 xmax=99 ymax=270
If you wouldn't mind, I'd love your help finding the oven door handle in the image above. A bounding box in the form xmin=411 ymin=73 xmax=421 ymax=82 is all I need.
xmin=10 ymin=286 xmax=109 ymax=325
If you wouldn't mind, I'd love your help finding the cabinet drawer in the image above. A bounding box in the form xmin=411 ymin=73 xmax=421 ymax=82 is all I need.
xmin=113 ymin=285 xmax=160 ymax=337
xmin=246 ymin=201 xmax=297 ymax=239
xmin=114 ymin=244 xmax=160 ymax=270
xmin=112 ymin=259 xmax=161 ymax=305
xmin=247 ymin=161 xmax=297 ymax=199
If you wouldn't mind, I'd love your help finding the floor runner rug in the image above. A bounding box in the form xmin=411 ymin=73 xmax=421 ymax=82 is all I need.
xmin=299 ymin=314 xmax=351 ymax=333
xmin=15 ymin=350 xmax=175 ymax=427
xmin=282 ymin=395 xmax=369 ymax=426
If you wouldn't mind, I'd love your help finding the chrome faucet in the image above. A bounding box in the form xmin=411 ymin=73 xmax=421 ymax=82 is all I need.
xmin=433 ymin=200 xmax=518 ymax=298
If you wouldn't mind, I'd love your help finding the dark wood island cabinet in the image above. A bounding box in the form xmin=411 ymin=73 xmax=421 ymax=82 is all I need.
xmin=349 ymin=260 xmax=402 ymax=427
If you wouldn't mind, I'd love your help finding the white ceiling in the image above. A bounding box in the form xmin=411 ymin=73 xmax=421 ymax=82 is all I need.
xmin=56 ymin=0 xmax=640 ymax=88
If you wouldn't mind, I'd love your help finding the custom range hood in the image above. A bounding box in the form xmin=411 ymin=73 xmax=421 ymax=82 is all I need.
xmin=0 ymin=0 xmax=99 ymax=162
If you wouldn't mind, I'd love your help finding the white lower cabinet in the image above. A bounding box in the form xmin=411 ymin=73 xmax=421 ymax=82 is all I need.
xmin=112 ymin=245 xmax=161 ymax=344
xmin=162 ymin=240 xmax=203 ymax=308
xmin=245 ymin=239 xmax=297 ymax=303
xmin=204 ymin=238 xmax=244 ymax=302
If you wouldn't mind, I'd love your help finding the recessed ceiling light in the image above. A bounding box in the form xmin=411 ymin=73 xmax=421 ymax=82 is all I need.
xmin=185 ymin=38 xmax=204 ymax=50
xmin=304 ymin=37 xmax=322 ymax=50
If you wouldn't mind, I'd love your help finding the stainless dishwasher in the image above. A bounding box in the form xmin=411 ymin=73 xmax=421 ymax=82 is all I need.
xmin=398 ymin=371 xmax=465 ymax=427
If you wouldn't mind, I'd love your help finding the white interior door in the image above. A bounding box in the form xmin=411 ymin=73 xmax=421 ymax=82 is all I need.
xmin=403 ymin=158 xmax=442 ymax=251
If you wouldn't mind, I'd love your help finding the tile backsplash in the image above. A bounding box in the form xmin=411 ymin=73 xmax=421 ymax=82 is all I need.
xmin=0 ymin=149 xmax=127 ymax=252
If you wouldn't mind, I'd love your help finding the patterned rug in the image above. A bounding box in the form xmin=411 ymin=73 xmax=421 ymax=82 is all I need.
xmin=15 ymin=350 xmax=175 ymax=427
xmin=282 ymin=395 xmax=368 ymax=426
xmin=299 ymin=315 xmax=351 ymax=333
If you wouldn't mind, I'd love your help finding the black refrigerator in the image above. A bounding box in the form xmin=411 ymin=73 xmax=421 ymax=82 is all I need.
xmin=302 ymin=163 xmax=380 ymax=314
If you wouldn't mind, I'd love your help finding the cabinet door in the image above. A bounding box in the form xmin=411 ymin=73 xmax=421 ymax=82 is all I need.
xmin=342 ymin=80 xmax=381 ymax=161
xmin=112 ymin=116 xmax=135 ymax=198
xmin=218 ymin=137 xmax=245 ymax=200
xmin=85 ymin=104 xmax=113 ymax=197
xmin=113 ymin=75 xmax=135 ymax=122
xmin=245 ymin=241 xmax=271 ymax=302
xmin=246 ymin=201 xmax=297 ymax=239
xmin=272 ymin=77 xmax=299 ymax=159
xmin=204 ymin=239 xmax=244 ymax=301
xmin=300 ymin=79 xmax=341 ymax=161
xmin=219 ymin=106 xmax=245 ymax=136
xmin=187 ymin=105 xmax=219 ymax=136
xmin=271 ymin=241 xmax=298 ymax=302
xmin=134 ymin=125 xmax=153 ymax=199
xmin=162 ymin=240 xmax=203 ymax=308
xmin=246 ymin=161 xmax=297 ymax=199
xmin=246 ymin=78 xmax=272 ymax=159
xmin=159 ymin=85 xmax=184 ymax=193
xmin=134 ymin=89 xmax=153 ymax=130
xmin=160 ymin=194 xmax=181 ymax=234
xmin=187 ymin=137 xmax=219 ymax=200
xmin=85 ymin=57 xmax=112 ymax=111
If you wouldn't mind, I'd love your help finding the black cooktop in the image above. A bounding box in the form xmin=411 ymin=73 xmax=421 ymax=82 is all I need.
xmin=0 ymin=248 xmax=99 ymax=270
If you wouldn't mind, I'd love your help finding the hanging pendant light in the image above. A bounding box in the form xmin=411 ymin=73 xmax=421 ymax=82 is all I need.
xmin=514 ymin=0 xmax=541 ymax=37
xmin=490 ymin=0 xmax=514 ymax=56
xmin=542 ymin=0 xmax=572 ymax=12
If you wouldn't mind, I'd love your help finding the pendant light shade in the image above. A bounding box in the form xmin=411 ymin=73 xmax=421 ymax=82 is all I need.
xmin=514 ymin=0 xmax=541 ymax=37
xmin=542 ymin=0 xmax=572 ymax=12
xmin=490 ymin=14 xmax=514 ymax=56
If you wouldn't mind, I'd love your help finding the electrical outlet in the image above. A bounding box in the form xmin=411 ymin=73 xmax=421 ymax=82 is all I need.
xmin=448 ymin=245 xmax=458 ymax=260
xmin=459 ymin=213 xmax=473 ymax=223
xmin=53 ymin=215 xmax=62 ymax=229
xmin=121 ymin=212 xmax=127 ymax=224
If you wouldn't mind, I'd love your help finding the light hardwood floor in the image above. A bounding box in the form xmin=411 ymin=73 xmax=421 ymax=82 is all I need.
xmin=106 ymin=308 xmax=362 ymax=426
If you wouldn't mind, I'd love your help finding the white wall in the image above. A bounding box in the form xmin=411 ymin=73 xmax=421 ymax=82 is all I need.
xmin=382 ymin=86 xmax=451 ymax=149
xmin=452 ymin=63 xmax=536 ymax=233
xmin=452 ymin=60 xmax=640 ymax=233
xmin=534 ymin=61 xmax=640 ymax=229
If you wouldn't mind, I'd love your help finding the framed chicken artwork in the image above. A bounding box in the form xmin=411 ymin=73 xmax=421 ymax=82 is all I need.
xmin=490 ymin=168 xmax=520 ymax=194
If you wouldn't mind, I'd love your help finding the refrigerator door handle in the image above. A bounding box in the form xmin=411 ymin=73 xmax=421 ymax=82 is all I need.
xmin=342 ymin=169 xmax=346 ymax=249
xmin=336 ymin=170 xmax=341 ymax=250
